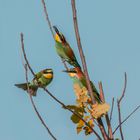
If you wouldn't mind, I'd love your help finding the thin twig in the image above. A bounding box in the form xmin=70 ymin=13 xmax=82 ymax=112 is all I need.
xmin=113 ymin=105 xmax=140 ymax=135
xmin=20 ymin=34 xmax=57 ymax=140
xmin=24 ymin=65 xmax=57 ymax=140
xmin=20 ymin=33 xmax=101 ymax=140
xmin=118 ymin=72 xmax=127 ymax=104
xmin=41 ymin=0 xmax=54 ymax=39
xmin=20 ymin=33 xmax=36 ymax=76
xmin=71 ymin=0 xmax=96 ymax=104
xmin=117 ymin=72 xmax=127 ymax=140
xmin=41 ymin=0 xmax=69 ymax=71
xmin=43 ymin=87 xmax=102 ymax=140
xmin=109 ymin=98 xmax=115 ymax=122
xmin=99 ymin=82 xmax=114 ymax=140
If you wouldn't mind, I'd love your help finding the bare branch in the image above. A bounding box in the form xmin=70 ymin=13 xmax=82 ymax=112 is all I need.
xmin=113 ymin=104 xmax=140 ymax=134
xmin=43 ymin=88 xmax=102 ymax=140
xmin=41 ymin=0 xmax=54 ymax=39
xmin=21 ymin=34 xmax=57 ymax=140
xmin=109 ymin=97 xmax=115 ymax=122
xmin=98 ymin=82 xmax=105 ymax=102
xmin=20 ymin=33 xmax=35 ymax=76
xmin=41 ymin=0 xmax=69 ymax=71
xmin=117 ymin=72 xmax=127 ymax=140
xmin=71 ymin=0 xmax=96 ymax=104
xmin=117 ymin=100 xmax=124 ymax=140
xmin=118 ymin=72 xmax=127 ymax=104
xmin=99 ymin=82 xmax=114 ymax=140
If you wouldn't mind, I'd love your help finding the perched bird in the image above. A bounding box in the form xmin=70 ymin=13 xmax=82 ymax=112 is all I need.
xmin=15 ymin=69 xmax=53 ymax=96
xmin=53 ymin=26 xmax=81 ymax=68
xmin=63 ymin=67 xmax=101 ymax=103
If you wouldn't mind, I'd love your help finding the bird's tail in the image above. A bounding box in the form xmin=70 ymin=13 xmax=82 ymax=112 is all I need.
xmin=75 ymin=61 xmax=81 ymax=69
xmin=90 ymin=81 xmax=101 ymax=103
xmin=71 ymin=60 xmax=81 ymax=69
xmin=15 ymin=83 xmax=37 ymax=96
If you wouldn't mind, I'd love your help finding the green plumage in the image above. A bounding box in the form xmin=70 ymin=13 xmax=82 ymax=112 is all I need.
xmin=64 ymin=68 xmax=101 ymax=103
xmin=53 ymin=26 xmax=81 ymax=68
xmin=15 ymin=69 xmax=53 ymax=96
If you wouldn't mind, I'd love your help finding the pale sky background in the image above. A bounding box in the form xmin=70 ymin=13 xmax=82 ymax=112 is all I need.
xmin=0 ymin=0 xmax=140 ymax=140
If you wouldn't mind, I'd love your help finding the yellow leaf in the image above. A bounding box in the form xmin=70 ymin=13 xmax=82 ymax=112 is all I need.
xmin=73 ymin=83 xmax=90 ymax=106
xmin=91 ymin=103 xmax=110 ymax=119
xmin=76 ymin=119 xmax=85 ymax=134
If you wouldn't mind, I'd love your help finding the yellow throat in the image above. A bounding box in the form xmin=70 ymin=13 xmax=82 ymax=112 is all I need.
xmin=55 ymin=34 xmax=61 ymax=42
xmin=43 ymin=73 xmax=53 ymax=79
xmin=69 ymin=73 xmax=76 ymax=77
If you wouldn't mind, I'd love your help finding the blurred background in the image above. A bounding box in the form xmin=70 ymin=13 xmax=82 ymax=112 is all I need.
xmin=0 ymin=0 xmax=140 ymax=140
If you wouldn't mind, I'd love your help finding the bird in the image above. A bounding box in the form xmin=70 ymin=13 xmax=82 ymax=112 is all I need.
xmin=15 ymin=68 xmax=53 ymax=96
xmin=63 ymin=67 xmax=101 ymax=103
xmin=53 ymin=26 xmax=81 ymax=68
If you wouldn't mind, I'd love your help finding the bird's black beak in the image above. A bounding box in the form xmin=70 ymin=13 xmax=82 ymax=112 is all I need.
xmin=62 ymin=70 xmax=76 ymax=73
xmin=53 ymin=26 xmax=59 ymax=34
xmin=62 ymin=70 xmax=70 ymax=73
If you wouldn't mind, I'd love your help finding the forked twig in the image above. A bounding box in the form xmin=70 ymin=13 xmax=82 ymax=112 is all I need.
xmin=117 ymin=72 xmax=127 ymax=140
xmin=43 ymin=88 xmax=102 ymax=140
xmin=99 ymin=82 xmax=114 ymax=139
xmin=113 ymin=104 xmax=140 ymax=134
xmin=20 ymin=34 xmax=57 ymax=140
xmin=25 ymin=65 xmax=57 ymax=140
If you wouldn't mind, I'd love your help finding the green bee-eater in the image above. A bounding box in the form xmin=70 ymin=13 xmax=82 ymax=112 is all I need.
xmin=53 ymin=26 xmax=81 ymax=68
xmin=15 ymin=69 xmax=53 ymax=96
xmin=63 ymin=67 xmax=101 ymax=103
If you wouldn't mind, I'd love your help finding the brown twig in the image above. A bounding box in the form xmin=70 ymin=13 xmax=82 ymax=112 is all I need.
xmin=20 ymin=33 xmax=101 ymax=140
xmin=71 ymin=1 xmax=109 ymax=139
xmin=109 ymin=97 xmax=115 ymax=122
xmin=43 ymin=88 xmax=102 ymax=140
xmin=20 ymin=34 xmax=57 ymax=140
xmin=113 ymin=104 xmax=140 ymax=134
xmin=41 ymin=0 xmax=54 ymax=39
xmin=24 ymin=65 xmax=57 ymax=140
xmin=99 ymin=82 xmax=114 ymax=140
xmin=41 ymin=0 xmax=69 ymax=71
xmin=117 ymin=72 xmax=127 ymax=140
xmin=20 ymin=33 xmax=35 ymax=76
xmin=71 ymin=0 xmax=96 ymax=104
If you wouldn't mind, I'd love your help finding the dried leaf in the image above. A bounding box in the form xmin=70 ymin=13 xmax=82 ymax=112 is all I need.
xmin=73 ymin=83 xmax=90 ymax=106
xmin=91 ymin=103 xmax=110 ymax=119
xmin=76 ymin=120 xmax=85 ymax=134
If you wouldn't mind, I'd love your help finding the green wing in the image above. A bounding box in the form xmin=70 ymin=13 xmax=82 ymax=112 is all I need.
xmin=80 ymin=78 xmax=101 ymax=103
xmin=90 ymin=81 xmax=101 ymax=103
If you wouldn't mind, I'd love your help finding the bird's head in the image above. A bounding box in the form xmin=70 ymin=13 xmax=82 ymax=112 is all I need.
xmin=42 ymin=68 xmax=53 ymax=79
xmin=53 ymin=26 xmax=66 ymax=43
xmin=63 ymin=67 xmax=81 ymax=78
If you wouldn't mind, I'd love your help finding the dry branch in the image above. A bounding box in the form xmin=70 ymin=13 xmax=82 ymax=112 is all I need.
xmin=113 ymin=104 xmax=140 ymax=134
xmin=99 ymin=82 xmax=114 ymax=140
xmin=70 ymin=1 xmax=109 ymax=139
xmin=71 ymin=0 xmax=96 ymax=104
xmin=109 ymin=97 xmax=115 ymax=122
xmin=21 ymin=34 xmax=57 ymax=140
xmin=117 ymin=72 xmax=127 ymax=140
xmin=41 ymin=0 xmax=54 ymax=39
